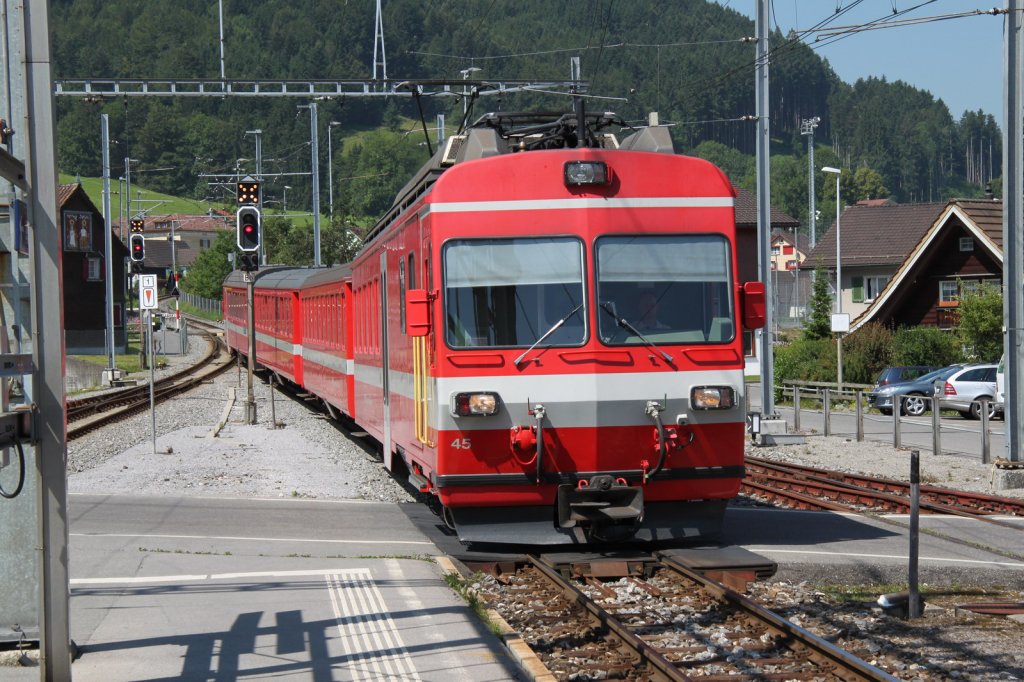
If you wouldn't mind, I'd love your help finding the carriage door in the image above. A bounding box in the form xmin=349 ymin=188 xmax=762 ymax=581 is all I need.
xmin=379 ymin=251 xmax=393 ymax=469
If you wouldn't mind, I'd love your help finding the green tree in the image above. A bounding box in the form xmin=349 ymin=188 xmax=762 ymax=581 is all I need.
xmin=851 ymin=166 xmax=889 ymax=201
xmin=842 ymin=322 xmax=893 ymax=384
xmin=956 ymin=281 xmax=1003 ymax=362
xmin=803 ymin=266 xmax=832 ymax=341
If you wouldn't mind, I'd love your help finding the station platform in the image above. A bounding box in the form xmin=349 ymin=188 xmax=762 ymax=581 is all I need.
xmin=0 ymin=495 xmax=525 ymax=681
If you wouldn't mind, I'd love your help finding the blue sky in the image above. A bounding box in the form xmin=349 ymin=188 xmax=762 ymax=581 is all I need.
xmin=725 ymin=1 xmax=1006 ymax=126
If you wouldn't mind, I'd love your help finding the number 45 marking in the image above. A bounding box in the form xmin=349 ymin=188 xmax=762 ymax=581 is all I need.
xmin=450 ymin=438 xmax=471 ymax=449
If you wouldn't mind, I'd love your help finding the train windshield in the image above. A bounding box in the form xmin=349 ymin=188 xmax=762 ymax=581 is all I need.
xmin=444 ymin=237 xmax=586 ymax=348
xmin=595 ymin=234 xmax=734 ymax=345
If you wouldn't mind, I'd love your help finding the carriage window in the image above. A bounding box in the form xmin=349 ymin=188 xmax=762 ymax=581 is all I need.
xmin=595 ymin=234 xmax=734 ymax=345
xmin=443 ymin=237 xmax=585 ymax=348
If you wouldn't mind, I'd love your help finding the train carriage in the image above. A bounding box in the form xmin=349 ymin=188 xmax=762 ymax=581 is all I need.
xmin=297 ymin=265 xmax=354 ymax=418
xmin=226 ymin=111 xmax=765 ymax=545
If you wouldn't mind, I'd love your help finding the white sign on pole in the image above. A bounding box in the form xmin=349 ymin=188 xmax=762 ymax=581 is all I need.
xmin=830 ymin=313 xmax=850 ymax=333
xmin=139 ymin=274 xmax=158 ymax=310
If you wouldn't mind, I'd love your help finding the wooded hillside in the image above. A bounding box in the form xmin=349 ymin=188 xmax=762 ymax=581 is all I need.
xmin=51 ymin=0 xmax=1001 ymax=233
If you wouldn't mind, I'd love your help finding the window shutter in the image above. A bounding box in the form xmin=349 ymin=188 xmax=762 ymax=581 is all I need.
xmin=852 ymin=276 xmax=864 ymax=303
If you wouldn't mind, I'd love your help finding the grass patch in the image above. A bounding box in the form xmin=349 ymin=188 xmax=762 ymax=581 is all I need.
xmin=73 ymin=348 xmax=167 ymax=375
xmin=177 ymin=300 xmax=222 ymax=322
xmin=443 ymin=571 xmax=503 ymax=637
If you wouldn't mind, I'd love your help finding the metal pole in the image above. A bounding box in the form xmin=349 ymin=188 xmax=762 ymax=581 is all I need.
xmin=303 ymin=103 xmax=321 ymax=267
xmin=23 ymin=0 xmax=73 ymax=675
xmin=218 ymin=0 xmax=226 ymax=81
xmin=856 ymin=390 xmax=864 ymax=441
xmin=823 ymin=388 xmax=831 ymax=437
xmin=755 ymin=0 xmax=774 ymax=417
xmin=328 ymin=121 xmax=339 ymax=223
xmin=894 ymin=398 xmax=902 ymax=449
xmin=269 ymin=374 xmax=277 ymax=429
xmin=931 ymin=395 xmax=942 ymax=456
xmin=793 ymin=385 xmax=801 ymax=432
xmin=1004 ymin=0 xmax=1023 ymax=463
xmin=148 ymin=310 xmax=157 ymax=454
xmin=837 ymin=334 xmax=844 ymax=392
xmin=246 ymin=274 xmax=257 ymax=424
xmin=102 ymin=114 xmax=116 ymax=371
xmin=802 ymin=117 xmax=820 ymax=248
xmin=908 ymin=450 xmax=921 ymax=619
xmin=981 ymin=399 xmax=991 ymax=463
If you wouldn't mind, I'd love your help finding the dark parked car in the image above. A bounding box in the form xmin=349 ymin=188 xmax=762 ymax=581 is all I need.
xmin=939 ymin=364 xmax=999 ymax=419
xmin=867 ymin=365 xmax=964 ymax=416
xmin=873 ymin=365 xmax=937 ymax=388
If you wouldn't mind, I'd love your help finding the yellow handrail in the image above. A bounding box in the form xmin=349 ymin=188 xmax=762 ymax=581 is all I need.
xmin=413 ymin=336 xmax=433 ymax=446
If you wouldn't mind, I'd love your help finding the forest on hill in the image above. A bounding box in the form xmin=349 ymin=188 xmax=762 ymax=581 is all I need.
xmin=51 ymin=0 xmax=1002 ymax=245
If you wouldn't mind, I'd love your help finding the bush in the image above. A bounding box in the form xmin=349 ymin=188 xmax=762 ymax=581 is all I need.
xmin=775 ymin=337 xmax=837 ymax=384
xmin=892 ymin=326 xmax=960 ymax=367
xmin=843 ymin=322 xmax=894 ymax=384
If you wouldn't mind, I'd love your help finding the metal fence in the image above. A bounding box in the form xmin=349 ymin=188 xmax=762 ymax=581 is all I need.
xmin=773 ymin=381 xmax=999 ymax=463
xmin=179 ymin=291 xmax=221 ymax=317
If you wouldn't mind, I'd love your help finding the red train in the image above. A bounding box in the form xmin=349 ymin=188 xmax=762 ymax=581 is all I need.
xmin=223 ymin=111 xmax=765 ymax=545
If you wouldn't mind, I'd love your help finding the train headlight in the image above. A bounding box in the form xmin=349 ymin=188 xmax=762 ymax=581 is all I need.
xmin=690 ymin=386 xmax=735 ymax=410
xmin=451 ymin=392 xmax=500 ymax=417
xmin=564 ymin=161 xmax=610 ymax=187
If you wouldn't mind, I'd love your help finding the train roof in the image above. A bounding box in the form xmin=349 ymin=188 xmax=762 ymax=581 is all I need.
xmin=363 ymin=111 xmax=675 ymax=246
xmin=223 ymin=264 xmax=350 ymax=291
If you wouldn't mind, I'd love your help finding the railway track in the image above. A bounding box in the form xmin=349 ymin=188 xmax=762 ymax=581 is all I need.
xmin=744 ymin=456 xmax=1024 ymax=529
xmin=66 ymin=318 xmax=232 ymax=440
xmin=468 ymin=553 xmax=896 ymax=681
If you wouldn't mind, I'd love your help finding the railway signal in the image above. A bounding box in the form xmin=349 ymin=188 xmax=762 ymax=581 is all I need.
xmin=236 ymin=206 xmax=261 ymax=253
xmin=237 ymin=179 xmax=260 ymax=205
xmin=129 ymin=217 xmax=144 ymax=233
xmin=129 ymin=233 xmax=145 ymax=264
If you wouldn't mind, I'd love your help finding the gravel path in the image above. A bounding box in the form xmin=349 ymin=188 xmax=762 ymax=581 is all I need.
xmin=67 ymin=335 xmax=414 ymax=504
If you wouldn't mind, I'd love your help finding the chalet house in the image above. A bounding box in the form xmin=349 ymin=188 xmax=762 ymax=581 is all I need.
xmin=59 ymin=183 xmax=129 ymax=353
xmin=849 ymin=199 xmax=1002 ymax=332
xmin=804 ymin=201 xmax=947 ymax=320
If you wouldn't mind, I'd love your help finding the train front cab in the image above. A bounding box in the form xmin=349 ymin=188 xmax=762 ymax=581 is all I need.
xmin=403 ymin=149 xmax=767 ymax=546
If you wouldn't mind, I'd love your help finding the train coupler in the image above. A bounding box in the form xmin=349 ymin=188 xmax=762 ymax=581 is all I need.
xmin=556 ymin=475 xmax=643 ymax=529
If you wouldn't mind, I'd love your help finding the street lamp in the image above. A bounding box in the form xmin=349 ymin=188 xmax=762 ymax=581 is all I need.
xmin=328 ymin=121 xmax=341 ymax=223
xmin=822 ymin=166 xmax=845 ymax=390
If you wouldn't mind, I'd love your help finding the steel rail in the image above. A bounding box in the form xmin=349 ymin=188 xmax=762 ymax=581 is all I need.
xmin=656 ymin=553 xmax=898 ymax=682
xmin=748 ymin=455 xmax=1024 ymax=516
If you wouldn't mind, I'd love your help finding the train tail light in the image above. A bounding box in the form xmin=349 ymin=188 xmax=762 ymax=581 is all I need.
xmin=451 ymin=392 xmax=500 ymax=417
xmin=564 ymin=160 xmax=610 ymax=187
xmin=691 ymin=386 xmax=735 ymax=410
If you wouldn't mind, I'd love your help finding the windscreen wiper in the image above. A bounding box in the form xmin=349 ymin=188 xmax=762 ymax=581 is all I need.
xmin=600 ymin=301 xmax=673 ymax=363
xmin=514 ymin=302 xmax=585 ymax=367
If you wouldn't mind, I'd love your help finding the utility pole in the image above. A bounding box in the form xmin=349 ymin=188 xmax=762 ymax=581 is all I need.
xmin=328 ymin=120 xmax=340 ymax=223
xmin=101 ymin=114 xmax=116 ymax=374
xmin=801 ymin=116 xmax=820 ymax=248
xmin=1004 ymin=0 xmax=1023 ymax=463
xmin=755 ymin=0 xmax=775 ymax=417
xmin=298 ymin=103 xmax=321 ymax=266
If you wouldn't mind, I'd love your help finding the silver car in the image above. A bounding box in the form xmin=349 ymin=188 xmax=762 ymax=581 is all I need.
xmin=939 ymin=364 xmax=998 ymax=419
